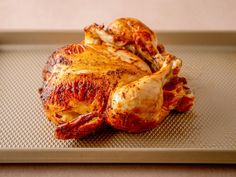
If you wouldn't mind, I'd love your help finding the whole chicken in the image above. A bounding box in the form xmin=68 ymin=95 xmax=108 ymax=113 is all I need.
xmin=40 ymin=18 xmax=194 ymax=139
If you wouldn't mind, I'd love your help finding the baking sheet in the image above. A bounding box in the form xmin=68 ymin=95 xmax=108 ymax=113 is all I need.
xmin=0 ymin=32 xmax=236 ymax=163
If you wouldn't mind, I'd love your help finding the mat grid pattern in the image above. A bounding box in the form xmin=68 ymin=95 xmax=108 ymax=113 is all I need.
xmin=0 ymin=44 xmax=236 ymax=149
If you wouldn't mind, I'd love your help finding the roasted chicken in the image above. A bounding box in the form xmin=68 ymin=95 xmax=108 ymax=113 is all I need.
xmin=40 ymin=18 xmax=194 ymax=139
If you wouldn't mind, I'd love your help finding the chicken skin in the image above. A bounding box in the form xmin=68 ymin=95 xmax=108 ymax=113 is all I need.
xmin=40 ymin=18 xmax=194 ymax=139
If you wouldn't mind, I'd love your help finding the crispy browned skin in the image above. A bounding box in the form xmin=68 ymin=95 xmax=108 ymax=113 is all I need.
xmin=40 ymin=18 xmax=194 ymax=140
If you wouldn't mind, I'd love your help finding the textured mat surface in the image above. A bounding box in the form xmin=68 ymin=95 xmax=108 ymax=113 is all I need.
xmin=0 ymin=44 xmax=236 ymax=149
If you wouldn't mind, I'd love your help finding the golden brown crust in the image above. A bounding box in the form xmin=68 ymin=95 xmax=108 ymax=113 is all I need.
xmin=40 ymin=18 xmax=194 ymax=140
xmin=42 ymin=44 xmax=85 ymax=81
xmin=40 ymin=42 xmax=148 ymax=125
xmin=107 ymin=18 xmax=159 ymax=72
xmin=106 ymin=112 xmax=159 ymax=133
xmin=55 ymin=112 xmax=104 ymax=139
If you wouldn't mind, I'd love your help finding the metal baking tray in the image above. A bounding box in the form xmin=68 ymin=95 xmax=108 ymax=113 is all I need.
xmin=0 ymin=31 xmax=236 ymax=163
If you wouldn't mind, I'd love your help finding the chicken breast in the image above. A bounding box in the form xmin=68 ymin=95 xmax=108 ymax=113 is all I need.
xmin=40 ymin=18 xmax=194 ymax=139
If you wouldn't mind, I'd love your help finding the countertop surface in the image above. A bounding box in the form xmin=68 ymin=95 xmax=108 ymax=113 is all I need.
xmin=1 ymin=0 xmax=236 ymax=176
xmin=1 ymin=164 xmax=236 ymax=177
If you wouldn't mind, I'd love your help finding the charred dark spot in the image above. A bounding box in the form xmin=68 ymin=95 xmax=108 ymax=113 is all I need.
xmin=122 ymin=92 xmax=126 ymax=99
xmin=163 ymin=77 xmax=187 ymax=91
xmin=38 ymin=87 xmax=43 ymax=94
xmin=172 ymin=77 xmax=187 ymax=85
xmin=172 ymin=68 xmax=180 ymax=75
xmin=55 ymin=113 xmax=62 ymax=118
xmin=163 ymin=92 xmax=175 ymax=102
xmin=157 ymin=44 xmax=165 ymax=54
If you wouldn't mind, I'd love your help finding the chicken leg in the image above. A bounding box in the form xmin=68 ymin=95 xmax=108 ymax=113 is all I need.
xmin=106 ymin=61 xmax=172 ymax=132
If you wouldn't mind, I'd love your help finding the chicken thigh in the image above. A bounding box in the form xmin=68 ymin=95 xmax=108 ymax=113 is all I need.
xmin=40 ymin=18 xmax=194 ymax=139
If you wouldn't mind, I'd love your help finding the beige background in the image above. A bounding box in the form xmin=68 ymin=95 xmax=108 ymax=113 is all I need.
xmin=0 ymin=0 xmax=236 ymax=31
xmin=0 ymin=0 xmax=236 ymax=176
